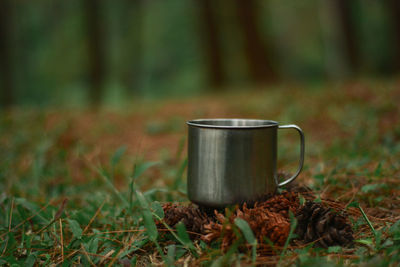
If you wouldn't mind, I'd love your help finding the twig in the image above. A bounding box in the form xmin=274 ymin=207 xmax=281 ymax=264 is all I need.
xmin=86 ymin=229 xmax=146 ymax=235
xmin=77 ymin=251 xmax=108 ymax=259
xmin=85 ymin=228 xmax=201 ymax=237
xmin=1 ymin=239 xmax=8 ymax=257
xmin=345 ymin=182 xmax=357 ymax=207
xmin=56 ymin=250 xmax=79 ymax=265
xmin=99 ymin=249 xmax=115 ymax=265
xmin=153 ymin=213 xmax=198 ymax=255
xmin=29 ymin=247 xmax=111 ymax=259
xmin=94 ymin=236 xmax=125 ymax=245
xmin=0 ymin=202 xmax=51 ymax=239
xmin=82 ymin=200 xmax=105 ymax=235
xmin=81 ymin=243 xmax=96 ymax=267
xmin=36 ymin=198 xmax=68 ymax=234
xmin=95 ymin=236 xmax=147 ymax=253
xmin=320 ymin=185 xmax=330 ymax=198
xmin=107 ymin=234 xmax=136 ymax=267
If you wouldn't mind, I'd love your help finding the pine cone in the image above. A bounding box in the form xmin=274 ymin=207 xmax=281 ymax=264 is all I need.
xmin=202 ymin=204 xmax=291 ymax=248
xmin=159 ymin=203 xmax=210 ymax=237
xmin=256 ymin=192 xmax=299 ymax=218
xmin=202 ymin=210 xmax=236 ymax=251
xmin=238 ymin=204 xmax=290 ymax=246
xmin=202 ymin=220 xmax=223 ymax=244
xmin=295 ymin=201 xmax=354 ymax=248
xmin=264 ymin=211 xmax=290 ymax=246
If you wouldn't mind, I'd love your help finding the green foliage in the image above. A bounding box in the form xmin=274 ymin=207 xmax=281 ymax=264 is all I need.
xmin=136 ymin=190 xmax=158 ymax=242
xmin=176 ymin=222 xmax=196 ymax=253
xmin=110 ymin=145 xmax=127 ymax=167
xmin=361 ymin=183 xmax=387 ymax=193
xmin=278 ymin=211 xmax=298 ymax=265
xmin=1 ymin=86 xmax=400 ymax=265
xmin=67 ymin=219 xmax=83 ymax=239
xmin=133 ymin=161 xmax=160 ymax=180
xmin=234 ymin=218 xmax=257 ymax=263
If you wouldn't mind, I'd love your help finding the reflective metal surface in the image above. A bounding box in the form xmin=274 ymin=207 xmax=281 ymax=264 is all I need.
xmin=187 ymin=119 xmax=305 ymax=208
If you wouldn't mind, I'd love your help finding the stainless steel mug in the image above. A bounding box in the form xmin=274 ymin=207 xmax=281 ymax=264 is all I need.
xmin=187 ymin=119 xmax=305 ymax=208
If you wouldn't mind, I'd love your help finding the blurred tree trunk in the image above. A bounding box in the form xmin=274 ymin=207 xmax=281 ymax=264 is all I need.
xmin=120 ymin=0 xmax=143 ymax=96
xmin=234 ymin=0 xmax=275 ymax=84
xmin=198 ymin=0 xmax=225 ymax=89
xmin=0 ymin=0 xmax=14 ymax=108
xmin=319 ymin=0 xmax=348 ymax=79
xmin=84 ymin=0 xmax=105 ymax=107
xmin=335 ymin=0 xmax=359 ymax=73
xmin=389 ymin=0 xmax=400 ymax=72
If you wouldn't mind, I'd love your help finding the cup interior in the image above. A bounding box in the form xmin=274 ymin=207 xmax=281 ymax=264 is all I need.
xmin=187 ymin=119 xmax=278 ymax=129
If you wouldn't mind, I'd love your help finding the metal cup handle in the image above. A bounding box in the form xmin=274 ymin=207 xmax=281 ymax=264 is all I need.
xmin=276 ymin=124 xmax=305 ymax=187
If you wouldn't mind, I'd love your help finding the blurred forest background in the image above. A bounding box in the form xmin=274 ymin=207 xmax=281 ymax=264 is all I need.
xmin=1 ymin=0 xmax=400 ymax=108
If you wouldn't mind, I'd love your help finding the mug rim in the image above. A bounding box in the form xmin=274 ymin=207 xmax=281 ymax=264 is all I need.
xmin=187 ymin=118 xmax=279 ymax=129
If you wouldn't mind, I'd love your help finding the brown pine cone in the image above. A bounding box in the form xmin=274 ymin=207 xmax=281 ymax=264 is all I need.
xmin=296 ymin=201 xmax=354 ymax=248
xmin=202 ymin=204 xmax=290 ymax=248
xmin=159 ymin=203 xmax=211 ymax=237
xmin=265 ymin=211 xmax=290 ymax=246
xmin=202 ymin=220 xmax=222 ymax=244
xmin=202 ymin=210 xmax=236 ymax=251
xmin=238 ymin=204 xmax=290 ymax=246
xmin=256 ymin=192 xmax=299 ymax=218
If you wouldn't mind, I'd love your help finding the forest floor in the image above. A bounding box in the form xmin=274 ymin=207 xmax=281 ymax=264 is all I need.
xmin=1 ymin=81 xmax=400 ymax=266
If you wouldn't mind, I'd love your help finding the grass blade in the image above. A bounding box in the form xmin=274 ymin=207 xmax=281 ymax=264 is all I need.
xmin=176 ymin=222 xmax=196 ymax=251
xmin=97 ymin=167 xmax=129 ymax=207
xmin=136 ymin=190 xmax=158 ymax=241
xmin=110 ymin=146 xmax=127 ymax=167
xmin=234 ymin=218 xmax=257 ymax=263
xmin=278 ymin=211 xmax=297 ymax=266
xmin=347 ymin=202 xmax=376 ymax=236
xmin=133 ymin=161 xmax=159 ymax=179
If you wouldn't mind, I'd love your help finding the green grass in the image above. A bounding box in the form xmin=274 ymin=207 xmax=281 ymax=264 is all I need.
xmin=1 ymin=82 xmax=400 ymax=266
